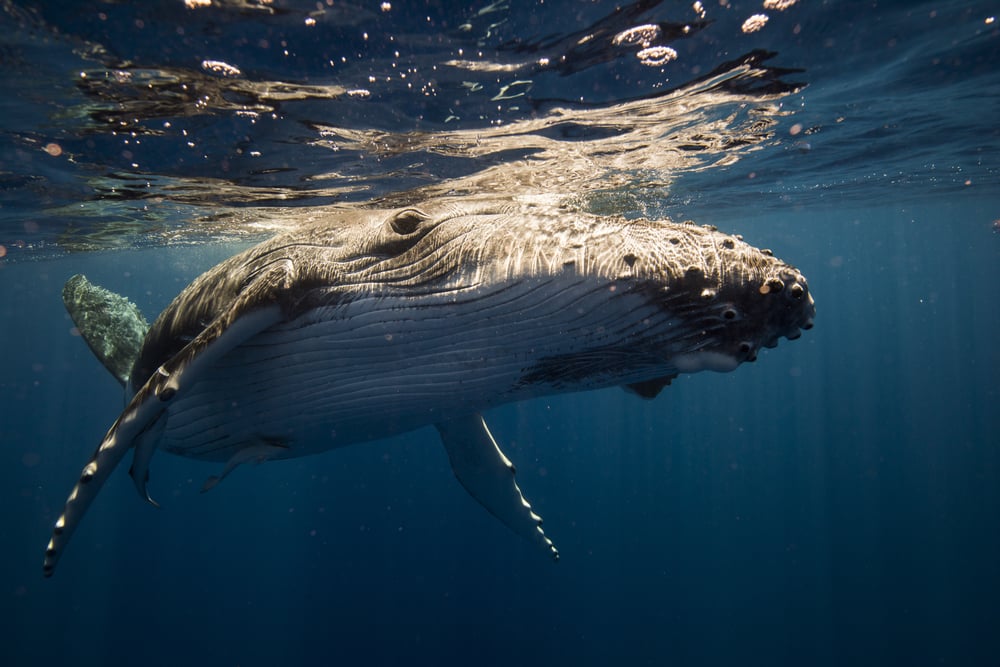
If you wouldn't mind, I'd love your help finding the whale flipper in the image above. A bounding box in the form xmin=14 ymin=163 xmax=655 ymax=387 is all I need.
xmin=201 ymin=438 xmax=290 ymax=492
xmin=623 ymin=374 xmax=676 ymax=399
xmin=436 ymin=414 xmax=558 ymax=560
xmin=44 ymin=301 xmax=284 ymax=577
xmin=62 ymin=274 xmax=150 ymax=387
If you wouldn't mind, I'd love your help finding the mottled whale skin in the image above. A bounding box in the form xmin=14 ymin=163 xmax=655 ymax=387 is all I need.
xmin=44 ymin=198 xmax=815 ymax=576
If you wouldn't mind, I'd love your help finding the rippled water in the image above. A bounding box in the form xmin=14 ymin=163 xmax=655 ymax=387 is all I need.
xmin=2 ymin=0 xmax=995 ymax=255
xmin=2 ymin=2 xmax=999 ymax=666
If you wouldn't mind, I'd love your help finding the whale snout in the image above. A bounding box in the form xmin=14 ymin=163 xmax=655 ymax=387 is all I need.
xmin=705 ymin=262 xmax=815 ymax=368
xmin=759 ymin=268 xmax=815 ymax=352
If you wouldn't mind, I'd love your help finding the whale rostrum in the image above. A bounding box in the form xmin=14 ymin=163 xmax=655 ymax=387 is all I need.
xmin=44 ymin=198 xmax=815 ymax=576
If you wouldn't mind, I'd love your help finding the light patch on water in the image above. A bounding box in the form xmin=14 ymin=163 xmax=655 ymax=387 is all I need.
xmin=742 ymin=14 xmax=770 ymax=33
xmin=201 ymin=60 xmax=242 ymax=78
xmin=491 ymin=80 xmax=532 ymax=100
xmin=612 ymin=25 xmax=662 ymax=48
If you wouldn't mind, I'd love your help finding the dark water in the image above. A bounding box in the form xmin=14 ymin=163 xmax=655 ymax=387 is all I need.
xmin=2 ymin=1 xmax=999 ymax=665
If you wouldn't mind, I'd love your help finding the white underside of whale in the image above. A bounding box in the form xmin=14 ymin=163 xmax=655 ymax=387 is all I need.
xmin=159 ymin=275 xmax=722 ymax=463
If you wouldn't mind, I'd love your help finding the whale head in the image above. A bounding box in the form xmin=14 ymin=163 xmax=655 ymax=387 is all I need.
xmin=313 ymin=199 xmax=816 ymax=387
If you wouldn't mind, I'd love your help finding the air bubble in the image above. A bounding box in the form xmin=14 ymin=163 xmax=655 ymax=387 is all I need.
xmin=637 ymin=46 xmax=678 ymax=67
xmin=612 ymin=25 xmax=662 ymax=48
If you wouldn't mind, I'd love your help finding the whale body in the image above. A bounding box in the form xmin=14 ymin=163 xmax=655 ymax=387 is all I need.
xmin=44 ymin=198 xmax=815 ymax=576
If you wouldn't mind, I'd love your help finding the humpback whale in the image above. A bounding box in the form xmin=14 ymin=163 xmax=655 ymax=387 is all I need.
xmin=43 ymin=198 xmax=815 ymax=576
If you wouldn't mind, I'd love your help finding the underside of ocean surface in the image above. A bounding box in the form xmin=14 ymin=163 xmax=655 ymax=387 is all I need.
xmin=2 ymin=1 xmax=998 ymax=666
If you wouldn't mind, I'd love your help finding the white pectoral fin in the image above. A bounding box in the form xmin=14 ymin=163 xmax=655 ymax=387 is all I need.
xmin=44 ymin=304 xmax=284 ymax=578
xmin=436 ymin=414 xmax=559 ymax=561
xmin=43 ymin=384 xmax=168 ymax=578
xmin=125 ymin=304 xmax=283 ymax=502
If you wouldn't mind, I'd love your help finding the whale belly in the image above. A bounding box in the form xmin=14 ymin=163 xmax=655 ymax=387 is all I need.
xmin=157 ymin=277 xmax=679 ymax=462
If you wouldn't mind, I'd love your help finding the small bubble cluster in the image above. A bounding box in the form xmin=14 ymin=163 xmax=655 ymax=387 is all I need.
xmin=612 ymin=24 xmax=680 ymax=68
xmin=637 ymin=46 xmax=678 ymax=66
xmin=741 ymin=14 xmax=769 ymax=33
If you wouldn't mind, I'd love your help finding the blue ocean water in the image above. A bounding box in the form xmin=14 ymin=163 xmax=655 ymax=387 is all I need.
xmin=2 ymin=1 xmax=998 ymax=666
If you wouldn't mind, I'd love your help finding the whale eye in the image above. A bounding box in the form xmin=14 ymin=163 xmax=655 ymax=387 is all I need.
xmin=389 ymin=209 xmax=429 ymax=235
xmin=722 ymin=308 xmax=738 ymax=320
